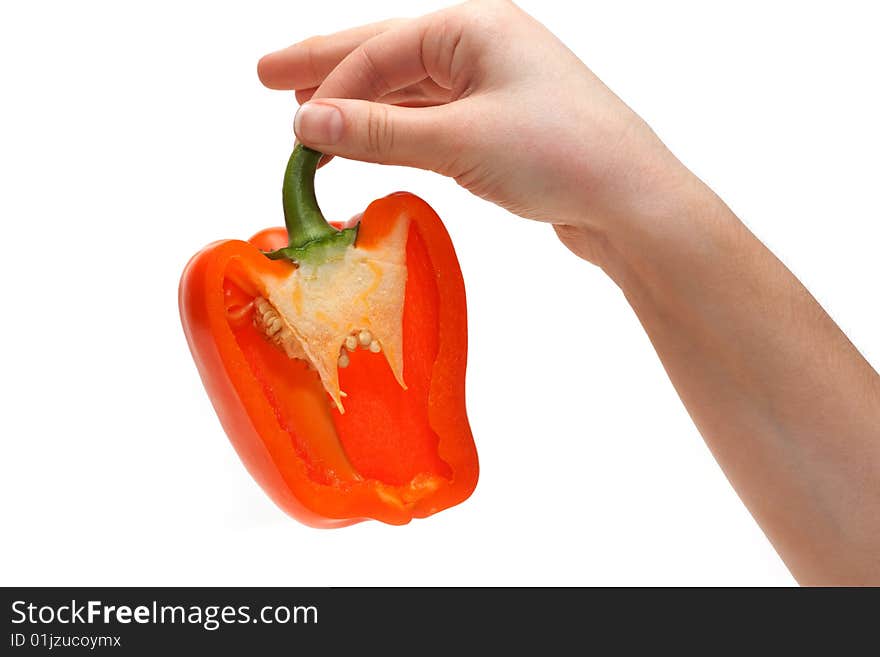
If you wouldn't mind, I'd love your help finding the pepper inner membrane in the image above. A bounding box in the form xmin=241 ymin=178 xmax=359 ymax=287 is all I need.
xmin=223 ymin=224 xmax=453 ymax=490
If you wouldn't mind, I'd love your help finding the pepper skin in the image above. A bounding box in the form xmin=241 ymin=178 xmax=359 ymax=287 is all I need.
xmin=179 ymin=146 xmax=478 ymax=527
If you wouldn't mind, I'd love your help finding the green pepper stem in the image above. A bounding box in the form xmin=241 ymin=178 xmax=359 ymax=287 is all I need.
xmin=282 ymin=144 xmax=337 ymax=249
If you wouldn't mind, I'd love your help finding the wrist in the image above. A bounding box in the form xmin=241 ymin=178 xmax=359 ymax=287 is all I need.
xmin=562 ymin=159 xmax=737 ymax=288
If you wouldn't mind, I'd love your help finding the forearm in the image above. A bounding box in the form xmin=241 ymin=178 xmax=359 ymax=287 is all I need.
xmin=592 ymin=172 xmax=880 ymax=585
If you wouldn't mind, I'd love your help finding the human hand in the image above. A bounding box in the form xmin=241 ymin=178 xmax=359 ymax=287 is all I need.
xmin=257 ymin=0 xmax=698 ymax=265
xmin=258 ymin=1 xmax=880 ymax=584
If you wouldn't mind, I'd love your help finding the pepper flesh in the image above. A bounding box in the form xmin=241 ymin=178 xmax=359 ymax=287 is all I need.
xmin=179 ymin=181 xmax=478 ymax=526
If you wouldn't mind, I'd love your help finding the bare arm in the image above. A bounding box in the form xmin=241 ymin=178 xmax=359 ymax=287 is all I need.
xmin=259 ymin=0 xmax=880 ymax=584
xmin=574 ymin=173 xmax=880 ymax=585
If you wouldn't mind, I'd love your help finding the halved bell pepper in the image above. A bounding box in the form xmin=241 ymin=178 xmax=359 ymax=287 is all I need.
xmin=179 ymin=145 xmax=478 ymax=527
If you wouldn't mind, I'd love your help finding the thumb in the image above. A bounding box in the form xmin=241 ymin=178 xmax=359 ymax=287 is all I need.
xmin=293 ymin=99 xmax=459 ymax=174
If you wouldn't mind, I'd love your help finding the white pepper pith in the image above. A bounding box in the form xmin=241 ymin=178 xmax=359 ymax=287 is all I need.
xmin=255 ymin=296 xmax=385 ymax=370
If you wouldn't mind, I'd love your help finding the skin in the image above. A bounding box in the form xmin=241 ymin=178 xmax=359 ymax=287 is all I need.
xmin=258 ymin=0 xmax=880 ymax=584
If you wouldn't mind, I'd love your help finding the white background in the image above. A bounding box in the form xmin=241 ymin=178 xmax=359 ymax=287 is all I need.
xmin=1 ymin=0 xmax=878 ymax=586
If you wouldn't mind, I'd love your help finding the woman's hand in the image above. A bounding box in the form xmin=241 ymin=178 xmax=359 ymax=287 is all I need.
xmin=259 ymin=0 xmax=880 ymax=585
xmin=258 ymin=0 xmax=692 ymax=266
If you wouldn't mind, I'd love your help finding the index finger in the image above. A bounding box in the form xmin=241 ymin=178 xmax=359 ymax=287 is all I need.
xmin=313 ymin=10 xmax=464 ymax=102
xmin=258 ymin=18 xmax=405 ymax=90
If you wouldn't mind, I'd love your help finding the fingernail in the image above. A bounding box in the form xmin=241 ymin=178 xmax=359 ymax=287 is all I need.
xmin=294 ymin=102 xmax=343 ymax=145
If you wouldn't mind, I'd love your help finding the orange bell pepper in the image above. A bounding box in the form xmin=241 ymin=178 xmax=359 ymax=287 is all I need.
xmin=179 ymin=145 xmax=478 ymax=526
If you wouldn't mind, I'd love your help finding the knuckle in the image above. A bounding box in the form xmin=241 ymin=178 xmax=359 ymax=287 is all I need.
xmin=300 ymin=36 xmax=324 ymax=82
xmin=365 ymin=104 xmax=394 ymax=160
xmin=466 ymin=0 xmax=511 ymax=15
xmin=357 ymin=47 xmax=390 ymax=99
